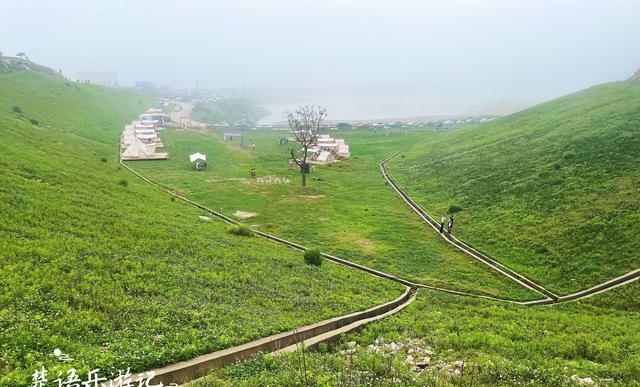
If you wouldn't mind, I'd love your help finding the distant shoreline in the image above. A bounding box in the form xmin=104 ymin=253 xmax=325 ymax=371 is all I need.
xmin=258 ymin=100 xmax=536 ymax=125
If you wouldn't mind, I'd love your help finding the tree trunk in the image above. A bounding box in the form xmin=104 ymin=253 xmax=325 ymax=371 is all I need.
xmin=301 ymin=163 xmax=307 ymax=187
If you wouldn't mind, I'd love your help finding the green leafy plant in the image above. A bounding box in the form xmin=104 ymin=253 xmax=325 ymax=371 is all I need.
xmin=303 ymin=248 xmax=323 ymax=266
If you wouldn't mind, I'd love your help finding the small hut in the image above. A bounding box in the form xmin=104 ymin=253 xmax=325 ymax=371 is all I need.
xmin=189 ymin=152 xmax=207 ymax=171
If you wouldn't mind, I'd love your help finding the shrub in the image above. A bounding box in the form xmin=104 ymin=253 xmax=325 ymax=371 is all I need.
xmin=304 ymin=248 xmax=323 ymax=266
xmin=100 ymin=157 xmax=108 ymax=163
xmin=12 ymin=105 xmax=21 ymax=113
xmin=562 ymin=150 xmax=576 ymax=160
xmin=117 ymin=179 xmax=128 ymax=187
xmin=447 ymin=204 xmax=463 ymax=214
xmin=227 ymin=224 xmax=254 ymax=237
xmin=29 ymin=118 xmax=39 ymax=125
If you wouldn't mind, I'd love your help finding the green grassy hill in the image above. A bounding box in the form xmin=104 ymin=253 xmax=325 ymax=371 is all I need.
xmin=0 ymin=71 xmax=403 ymax=386
xmin=388 ymin=81 xmax=640 ymax=294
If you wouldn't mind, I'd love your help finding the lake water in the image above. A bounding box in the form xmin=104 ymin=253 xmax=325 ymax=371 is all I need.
xmin=257 ymin=90 xmax=531 ymax=124
xmin=257 ymin=91 xmax=466 ymax=124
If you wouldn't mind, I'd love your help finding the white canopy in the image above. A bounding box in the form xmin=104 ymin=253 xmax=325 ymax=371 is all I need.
xmin=122 ymin=138 xmax=150 ymax=158
xmin=189 ymin=152 xmax=207 ymax=163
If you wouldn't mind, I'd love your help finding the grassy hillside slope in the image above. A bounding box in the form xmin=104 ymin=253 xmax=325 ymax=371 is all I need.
xmin=388 ymin=81 xmax=640 ymax=294
xmin=200 ymin=285 xmax=640 ymax=386
xmin=0 ymin=71 xmax=403 ymax=386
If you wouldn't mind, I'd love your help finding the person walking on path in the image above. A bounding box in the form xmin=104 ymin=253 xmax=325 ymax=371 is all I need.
xmin=447 ymin=215 xmax=454 ymax=233
xmin=439 ymin=215 xmax=446 ymax=233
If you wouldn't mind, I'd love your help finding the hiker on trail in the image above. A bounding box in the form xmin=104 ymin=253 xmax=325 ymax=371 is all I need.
xmin=447 ymin=215 xmax=454 ymax=233
xmin=439 ymin=216 xmax=446 ymax=233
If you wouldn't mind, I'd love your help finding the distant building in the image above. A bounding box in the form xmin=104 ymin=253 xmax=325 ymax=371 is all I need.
xmin=77 ymin=71 xmax=118 ymax=87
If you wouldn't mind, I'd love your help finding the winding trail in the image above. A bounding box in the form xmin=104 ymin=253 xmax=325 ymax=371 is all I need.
xmin=380 ymin=152 xmax=557 ymax=303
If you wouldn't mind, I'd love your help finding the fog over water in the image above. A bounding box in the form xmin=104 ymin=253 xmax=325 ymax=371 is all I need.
xmin=2 ymin=0 xmax=639 ymax=118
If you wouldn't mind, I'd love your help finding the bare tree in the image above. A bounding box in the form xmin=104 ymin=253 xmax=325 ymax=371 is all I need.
xmin=285 ymin=105 xmax=327 ymax=188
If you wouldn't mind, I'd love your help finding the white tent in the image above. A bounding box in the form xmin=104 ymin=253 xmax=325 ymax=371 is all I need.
xmin=122 ymin=138 xmax=150 ymax=158
xmin=134 ymin=124 xmax=155 ymax=129
xmin=316 ymin=151 xmax=335 ymax=163
xmin=189 ymin=152 xmax=207 ymax=163
xmin=121 ymin=133 xmax=136 ymax=146
xmin=136 ymin=133 xmax=157 ymax=140
xmin=135 ymin=129 xmax=156 ymax=135
xmin=337 ymin=144 xmax=350 ymax=158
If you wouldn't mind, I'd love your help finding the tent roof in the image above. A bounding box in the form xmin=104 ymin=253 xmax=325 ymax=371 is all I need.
xmin=317 ymin=151 xmax=333 ymax=162
xmin=189 ymin=152 xmax=207 ymax=162
xmin=122 ymin=138 xmax=149 ymax=158
xmin=135 ymin=129 xmax=156 ymax=134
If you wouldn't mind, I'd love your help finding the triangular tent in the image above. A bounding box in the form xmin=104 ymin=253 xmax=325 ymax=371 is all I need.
xmin=122 ymin=138 xmax=149 ymax=158
xmin=189 ymin=152 xmax=207 ymax=163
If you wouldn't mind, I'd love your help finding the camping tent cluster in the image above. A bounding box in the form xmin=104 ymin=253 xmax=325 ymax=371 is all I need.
xmin=308 ymin=134 xmax=350 ymax=164
xmin=120 ymin=108 xmax=169 ymax=161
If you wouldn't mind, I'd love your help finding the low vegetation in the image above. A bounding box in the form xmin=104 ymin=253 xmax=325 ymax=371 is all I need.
xmin=0 ymin=71 xmax=403 ymax=386
xmin=226 ymin=224 xmax=255 ymax=237
xmin=190 ymin=97 xmax=269 ymax=124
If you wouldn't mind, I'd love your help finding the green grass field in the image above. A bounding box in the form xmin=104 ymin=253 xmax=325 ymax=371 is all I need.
xmin=0 ymin=71 xmax=404 ymax=386
xmin=195 ymin=284 xmax=640 ymax=386
xmin=4 ymin=66 xmax=640 ymax=387
xmin=387 ymin=82 xmax=640 ymax=294
xmin=127 ymin=128 xmax=540 ymax=301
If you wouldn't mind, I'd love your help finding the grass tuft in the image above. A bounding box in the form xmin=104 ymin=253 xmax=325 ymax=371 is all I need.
xmin=227 ymin=224 xmax=254 ymax=237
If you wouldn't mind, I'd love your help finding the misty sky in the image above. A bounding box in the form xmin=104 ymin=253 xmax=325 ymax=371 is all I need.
xmin=2 ymin=0 xmax=640 ymax=116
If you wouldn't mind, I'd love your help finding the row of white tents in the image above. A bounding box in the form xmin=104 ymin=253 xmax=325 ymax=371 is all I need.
xmin=120 ymin=109 xmax=169 ymax=160
xmin=308 ymin=134 xmax=350 ymax=164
